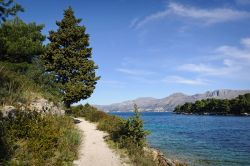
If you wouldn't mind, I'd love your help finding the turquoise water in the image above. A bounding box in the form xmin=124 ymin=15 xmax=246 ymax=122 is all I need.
xmin=111 ymin=112 xmax=250 ymax=166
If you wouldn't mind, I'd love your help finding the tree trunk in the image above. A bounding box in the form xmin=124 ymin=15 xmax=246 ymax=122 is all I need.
xmin=64 ymin=102 xmax=71 ymax=114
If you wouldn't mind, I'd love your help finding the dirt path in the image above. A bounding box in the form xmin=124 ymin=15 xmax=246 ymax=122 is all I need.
xmin=73 ymin=118 xmax=128 ymax=166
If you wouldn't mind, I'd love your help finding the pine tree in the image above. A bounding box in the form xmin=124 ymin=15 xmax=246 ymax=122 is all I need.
xmin=0 ymin=17 xmax=45 ymax=62
xmin=119 ymin=104 xmax=149 ymax=148
xmin=0 ymin=0 xmax=24 ymax=22
xmin=42 ymin=7 xmax=100 ymax=108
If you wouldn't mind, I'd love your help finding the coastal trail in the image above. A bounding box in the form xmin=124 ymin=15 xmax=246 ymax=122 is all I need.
xmin=73 ymin=118 xmax=129 ymax=166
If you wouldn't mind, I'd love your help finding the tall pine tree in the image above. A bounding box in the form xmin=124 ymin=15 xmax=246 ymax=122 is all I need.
xmin=42 ymin=7 xmax=100 ymax=108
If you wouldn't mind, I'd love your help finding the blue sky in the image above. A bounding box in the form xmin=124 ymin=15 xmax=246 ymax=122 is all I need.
xmin=16 ymin=0 xmax=250 ymax=105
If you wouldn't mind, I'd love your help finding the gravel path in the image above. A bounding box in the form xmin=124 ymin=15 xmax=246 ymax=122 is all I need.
xmin=73 ymin=118 xmax=128 ymax=166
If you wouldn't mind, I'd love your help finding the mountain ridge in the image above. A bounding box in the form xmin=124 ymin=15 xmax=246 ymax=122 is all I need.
xmin=95 ymin=89 xmax=250 ymax=112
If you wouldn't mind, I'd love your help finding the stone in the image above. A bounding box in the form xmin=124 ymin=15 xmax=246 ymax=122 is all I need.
xmin=143 ymin=147 xmax=187 ymax=166
xmin=0 ymin=105 xmax=16 ymax=117
xmin=27 ymin=98 xmax=64 ymax=115
xmin=0 ymin=98 xmax=64 ymax=117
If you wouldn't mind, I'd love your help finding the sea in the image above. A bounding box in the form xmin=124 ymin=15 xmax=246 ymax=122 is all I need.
xmin=110 ymin=112 xmax=250 ymax=166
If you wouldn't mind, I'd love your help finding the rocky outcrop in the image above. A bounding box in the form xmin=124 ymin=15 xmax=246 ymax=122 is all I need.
xmin=0 ymin=98 xmax=64 ymax=117
xmin=27 ymin=98 xmax=64 ymax=115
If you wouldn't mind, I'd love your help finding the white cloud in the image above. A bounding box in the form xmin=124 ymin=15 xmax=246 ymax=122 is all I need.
xmin=116 ymin=68 xmax=156 ymax=76
xmin=178 ymin=63 xmax=216 ymax=73
xmin=241 ymin=38 xmax=250 ymax=47
xmin=101 ymin=80 xmax=126 ymax=85
xmin=216 ymin=38 xmax=250 ymax=63
xmin=223 ymin=59 xmax=234 ymax=67
xmin=164 ymin=76 xmax=208 ymax=85
xmin=128 ymin=76 xmax=160 ymax=84
xmin=100 ymin=80 xmax=127 ymax=88
xmin=133 ymin=9 xmax=170 ymax=29
xmin=178 ymin=63 xmax=238 ymax=76
xmin=178 ymin=37 xmax=250 ymax=79
xmin=236 ymin=0 xmax=250 ymax=5
xmin=132 ymin=2 xmax=250 ymax=28
xmin=129 ymin=17 xmax=140 ymax=28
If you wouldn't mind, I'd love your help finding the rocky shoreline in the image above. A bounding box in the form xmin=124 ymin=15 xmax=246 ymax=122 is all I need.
xmin=143 ymin=147 xmax=187 ymax=166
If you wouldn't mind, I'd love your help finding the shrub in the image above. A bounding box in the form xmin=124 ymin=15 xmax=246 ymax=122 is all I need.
xmin=97 ymin=115 xmax=125 ymax=140
xmin=70 ymin=104 xmax=149 ymax=148
xmin=0 ymin=64 xmax=29 ymax=105
xmin=0 ymin=109 xmax=81 ymax=165
xmin=0 ymin=61 xmax=61 ymax=105
xmin=70 ymin=104 xmax=154 ymax=166
xmin=117 ymin=104 xmax=149 ymax=149
xmin=70 ymin=104 xmax=109 ymax=122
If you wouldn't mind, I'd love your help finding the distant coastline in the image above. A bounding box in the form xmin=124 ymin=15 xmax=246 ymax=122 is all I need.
xmin=174 ymin=93 xmax=250 ymax=116
xmin=175 ymin=112 xmax=250 ymax=116
xmin=96 ymin=89 xmax=250 ymax=112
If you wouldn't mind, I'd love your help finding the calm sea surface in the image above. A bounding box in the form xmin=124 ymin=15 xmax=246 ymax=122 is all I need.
xmin=110 ymin=112 xmax=250 ymax=166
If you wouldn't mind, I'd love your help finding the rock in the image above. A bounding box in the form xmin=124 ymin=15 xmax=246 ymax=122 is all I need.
xmin=28 ymin=98 xmax=64 ymax=115
xmin=143 ymin=147 xmax=187 ymax=166
xmin=0 ymin=98 xmax=64 ymax=117
xmin=0 ymin=105 xmax=16 ymax=117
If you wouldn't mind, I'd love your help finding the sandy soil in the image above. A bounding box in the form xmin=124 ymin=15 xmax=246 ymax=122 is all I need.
xmin=73 ymin=118 xmax=128 ymax=166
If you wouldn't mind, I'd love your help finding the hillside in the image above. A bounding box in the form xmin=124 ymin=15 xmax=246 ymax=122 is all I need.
xmin=96 ymin=89 xmax=250 ymax=112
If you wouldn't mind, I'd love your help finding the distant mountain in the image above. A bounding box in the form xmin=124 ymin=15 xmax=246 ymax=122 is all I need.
xmin=95 ymin=89 xmax=250 ymax=112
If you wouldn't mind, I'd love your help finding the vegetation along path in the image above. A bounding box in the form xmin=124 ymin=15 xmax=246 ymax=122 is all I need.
xmin=73 ymin=118 xmax=128 ymax=166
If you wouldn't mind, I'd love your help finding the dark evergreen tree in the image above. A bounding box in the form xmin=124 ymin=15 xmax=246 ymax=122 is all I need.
xmin=219 ymin=99 xmax=230 ymax=114
xmin=0 ymin=17 xmax=45 ymax=62
xmin=42 ymin=7 xmax=100 ymax=108
xmin=0 ymin=0 xmax=23 ymax=22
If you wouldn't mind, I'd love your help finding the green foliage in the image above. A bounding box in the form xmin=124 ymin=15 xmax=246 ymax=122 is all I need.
xmin=0 ymin=109 xmax=81 ymax=165
xmin=97 ymin=115 xmax=125 ymax=140
xmin=0 ymin=61 xmax=61 ymax=105
xmin=69 ymin=104 xmax=154 ymax=166
xmin=70 ymin=104 xmax=127 ymax=140
xmin=0 ymin=17 xmax=45 ymax=63
xmin=42 ymin=7 xmax=100 ymax=107
xmin=0 ymin=64 xmax=28 ymax=105
xmin=0 ymin=0 xmax=24 ymax=22
xmin=174 ymin=93 xmax=250 ymax=115
xmin=0 ymin=3 xmax=81 ymax=166
xmin=70 ymin=104 xmax=107 ymax=121
xmin=69 ymin=104 xmax=149 ymax=148
xmin=118 ymin=104 xmax=149 ymax=148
